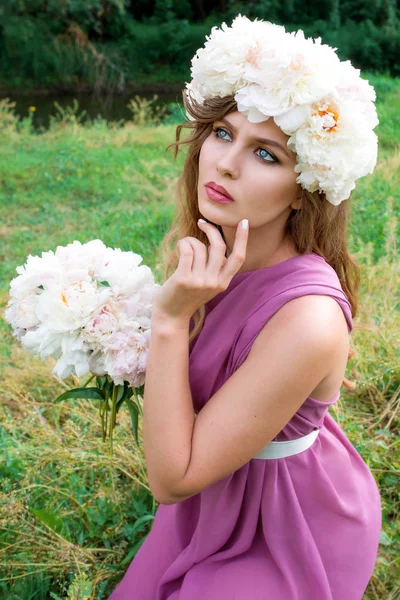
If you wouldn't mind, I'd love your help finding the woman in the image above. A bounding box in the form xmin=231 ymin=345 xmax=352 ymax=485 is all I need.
xmin=108 ymin=16 xmax=382 ymax=600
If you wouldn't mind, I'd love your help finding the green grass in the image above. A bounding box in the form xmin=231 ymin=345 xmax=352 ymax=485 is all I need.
xmin=0 ymin=77 xmax=399 ymax=599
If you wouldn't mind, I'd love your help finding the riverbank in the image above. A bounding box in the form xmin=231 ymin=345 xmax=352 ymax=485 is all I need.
xmin=3 ymin=71 xmax=400 ymax=135
xmin=1 ymin=71 xmax=398 ymax=103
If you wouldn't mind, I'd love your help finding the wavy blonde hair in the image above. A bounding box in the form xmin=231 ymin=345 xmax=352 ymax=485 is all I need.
xmin=157 ymin=94 xmax=359 ymax=390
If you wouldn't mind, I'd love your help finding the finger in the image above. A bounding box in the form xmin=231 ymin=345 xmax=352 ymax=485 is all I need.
xmin=220 ymin=219 xmax=249 ymax=280
xmin=175 ymin=239 xmax=194 ymax=279
xmin=184 ymin=237 xmax=208 ymax=279
xmin=197 ymin=219 xmax=227 ymax=277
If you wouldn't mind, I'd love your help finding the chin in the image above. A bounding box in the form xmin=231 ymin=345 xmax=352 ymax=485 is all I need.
xmin=198 ymin=206 xmax=222 ymax=226
xmin=198 ymin=199 xmax=227 ymax=220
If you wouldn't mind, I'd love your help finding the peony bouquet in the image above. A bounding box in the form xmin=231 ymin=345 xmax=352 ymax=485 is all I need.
xmin=4 ymin=239 xmax=161 ymax=453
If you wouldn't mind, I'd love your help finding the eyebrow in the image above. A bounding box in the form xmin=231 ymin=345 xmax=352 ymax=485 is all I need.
xmin=218 ymin=117 xmax=291 ymax=158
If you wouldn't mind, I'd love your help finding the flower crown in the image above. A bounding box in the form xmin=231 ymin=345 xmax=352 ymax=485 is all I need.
xmin=185 ymin=15 xmax=379 ymax=206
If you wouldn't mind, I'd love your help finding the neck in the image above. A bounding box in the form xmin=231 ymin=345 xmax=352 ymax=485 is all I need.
xmin=222 ymin=222 xmax=298 ymax=274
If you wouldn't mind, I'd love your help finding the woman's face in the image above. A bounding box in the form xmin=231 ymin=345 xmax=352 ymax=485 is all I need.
xmin=197 ymin=110 xmax=301 ymax=232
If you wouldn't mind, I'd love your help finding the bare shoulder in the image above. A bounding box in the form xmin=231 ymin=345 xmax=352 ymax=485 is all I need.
xmin=251 ymin=294 xmax=349 ymax=360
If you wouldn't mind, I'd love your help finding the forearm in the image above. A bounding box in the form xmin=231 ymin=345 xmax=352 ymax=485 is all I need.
xmin=143 ymin=314 xmax=195 ymax=503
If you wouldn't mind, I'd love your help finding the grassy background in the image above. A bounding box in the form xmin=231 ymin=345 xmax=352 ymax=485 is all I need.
xmin=0 ymin=74 xmax=399 ymax=599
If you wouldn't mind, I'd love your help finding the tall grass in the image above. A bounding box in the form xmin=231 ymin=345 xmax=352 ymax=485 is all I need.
xmin=0 ymin=77 xmax=399 ymax=599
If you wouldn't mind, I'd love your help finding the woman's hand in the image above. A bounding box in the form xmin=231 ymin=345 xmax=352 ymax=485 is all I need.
xmin=152 ymin=218 xmax=249 ymax=325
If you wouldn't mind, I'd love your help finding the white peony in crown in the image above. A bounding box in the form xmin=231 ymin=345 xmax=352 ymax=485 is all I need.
xmin=185 ymin=15 xmax=379 ymax=206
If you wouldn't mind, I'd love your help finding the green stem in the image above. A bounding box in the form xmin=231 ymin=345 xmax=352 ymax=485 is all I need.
xmin=137 ymin=391 xmax=144 ymax=419
xmin=82 ymin=373 xmax=95 ymax=388
xmin=109 ymin=384 xmax=118 ymax=455
xmin=99 ymin=400 xmax=105 ymax=443
xmin=104 ymin=390 xmax=109 ymax=440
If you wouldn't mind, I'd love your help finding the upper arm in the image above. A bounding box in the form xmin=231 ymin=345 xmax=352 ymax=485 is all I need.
xmin=164 ymin=294 xmax=349 ymax=504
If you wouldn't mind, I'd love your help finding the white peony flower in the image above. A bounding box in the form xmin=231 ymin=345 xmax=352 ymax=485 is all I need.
xmin=9 ymin=251 xmax=61 ymax=298
xmin=55 ymin=239 xmax=108 ymax=277
xmin=35 ymin=278 xmax=109 ymax=333
xmin=87 ymin=347 xmax=107 ymax=377
xmin=188 ymin=17 xmax=286 ymax=103
xmin=96 ymin=254 xmax=149 ymax=293
xmin=285 ymin=94 xmax=378 ymax=205
xmin=51 ymin=332 xmax=92 ymax=379
xmin=103 ymin=325 xmax=151 ymax=388
xmin=239 ymin=32 xmax=341 ymax=118
xmin=5 ymin=290 xmax=40 ymax=329
xmin=81 ymin=299 xmax=121 ymax=345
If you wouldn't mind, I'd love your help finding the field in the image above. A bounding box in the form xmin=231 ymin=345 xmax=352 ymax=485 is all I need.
xmin=0 ymin=74 xmax=399 ymax=599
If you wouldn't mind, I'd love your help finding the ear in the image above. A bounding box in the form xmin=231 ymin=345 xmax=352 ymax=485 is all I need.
xmin=290 ymin=190 xmax=302 ymax=210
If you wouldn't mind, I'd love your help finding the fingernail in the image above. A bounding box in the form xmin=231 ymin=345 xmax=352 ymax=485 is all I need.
xmin=241 ymin=219 xmax=248 ymax=230
xmin=198 ymin=218 xmax=206 ymax=224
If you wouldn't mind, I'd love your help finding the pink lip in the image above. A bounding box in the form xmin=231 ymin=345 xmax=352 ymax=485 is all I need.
xmin=205 ymin=182 xmax=234 ymax=204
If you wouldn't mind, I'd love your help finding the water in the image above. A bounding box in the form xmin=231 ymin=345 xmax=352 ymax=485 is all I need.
xmin=4 ymin=90 xmax=184 ymax=130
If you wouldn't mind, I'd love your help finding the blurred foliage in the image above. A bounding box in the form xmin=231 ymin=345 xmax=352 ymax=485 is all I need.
xmin=126 ymin=94 xmax=169 ymax=126
xmin=0 ymin=0 xmax=399 ymax=91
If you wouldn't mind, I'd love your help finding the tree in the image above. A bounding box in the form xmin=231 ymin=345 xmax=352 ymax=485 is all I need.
xmin=330 ymin=0 xmax=341 ymax=30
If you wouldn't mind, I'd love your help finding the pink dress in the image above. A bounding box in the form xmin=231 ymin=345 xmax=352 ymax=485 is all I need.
xmin=108 ymin=252 xmax=382 ymax=600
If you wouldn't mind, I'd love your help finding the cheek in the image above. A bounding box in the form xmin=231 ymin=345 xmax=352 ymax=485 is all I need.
xmin=199 ymin=137 xmax=218 ymax=171
xmin=282 ymin=168 xmax=300 ymax=197
xmin=264 ymin=164 xmax=297 ymax=188
xmin=249 ymin=166 xmax=299 ymax=203
xmin=198 ymin=146 xmax=206 ymax=177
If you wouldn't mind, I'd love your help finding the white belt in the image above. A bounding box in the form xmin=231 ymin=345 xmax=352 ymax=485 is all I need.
xmin=252 ymin=428 xmax=319 ymax=460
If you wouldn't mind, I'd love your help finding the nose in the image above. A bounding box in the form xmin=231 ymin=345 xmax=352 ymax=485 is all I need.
xmin=216 ymin=145 xmax=240 ymax=179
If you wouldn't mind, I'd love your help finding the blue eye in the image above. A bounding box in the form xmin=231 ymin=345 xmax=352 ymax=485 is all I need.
xmin=257 ymin=148 xmax=277 ymax=163
xmin=213 ymin=127 xmax=231 ymax=141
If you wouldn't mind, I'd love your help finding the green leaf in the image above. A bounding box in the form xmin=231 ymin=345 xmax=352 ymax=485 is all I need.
xmin=136 ymin=384 xmax=145 ymax=396
xmin=131 ymin=514 xmax=154 ymax=536
xmin=31 ymin=508 xmax=67 ymax=536
xmin=116 ymin=384 xmax=125 ymax=402
xmin=120 ymin=534 xmax=149 ymax=566
xmin=120 ymin=547 xmax=138 ymax=567
xmin=54 ymin=387 xmax=105 ymax=403
xmin=379 ymin=530 xmax=392 ymax=546
xmin=102 ymin=377 xmax=113 ymax=397
xmin=132 ymin=389 xmax=144 ymax=418
xmin=125 ymin=397 xmax=140 ymax=447
xmin=99 ymin=280 xmax=110 ymax=287
xmin=116 ymin=384 xmax=134 ymax=413
xmin=96 ymin=376 xmax=107 ymax=387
